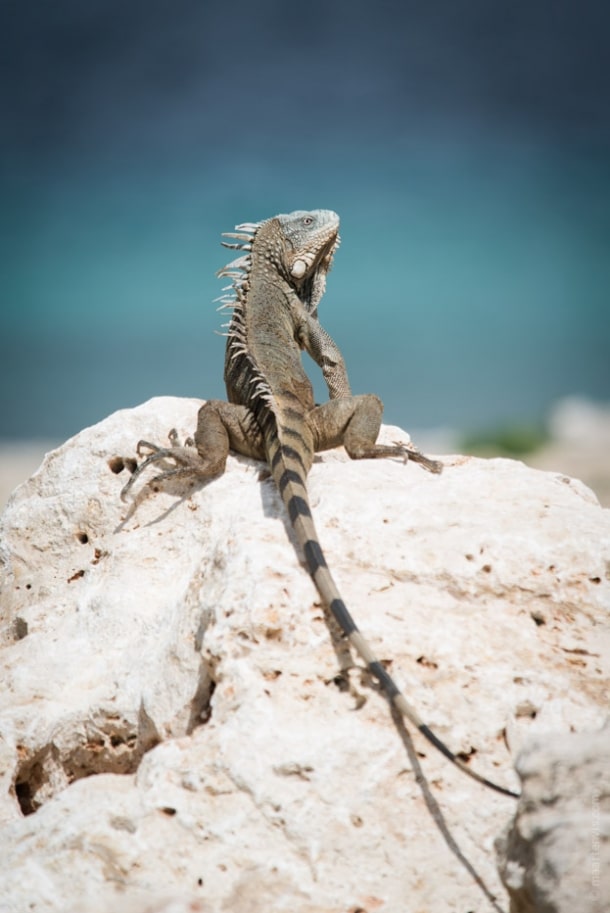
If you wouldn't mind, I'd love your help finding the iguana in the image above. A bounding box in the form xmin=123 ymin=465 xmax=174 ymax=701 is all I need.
xmin=121 ymin=209 xmax=517 ymax=799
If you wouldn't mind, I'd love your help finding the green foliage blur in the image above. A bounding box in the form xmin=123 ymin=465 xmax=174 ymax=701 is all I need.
xmin=460 ymin=423 xmax=550 ymax=457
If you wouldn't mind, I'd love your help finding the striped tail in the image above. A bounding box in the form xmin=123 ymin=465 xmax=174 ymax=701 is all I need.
xmin=267 ymin=428 xmax=518 ymax=800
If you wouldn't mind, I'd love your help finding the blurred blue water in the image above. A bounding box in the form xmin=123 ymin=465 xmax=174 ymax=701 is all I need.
xmin=1 ymin=140 xmax=609 ymax=441
xmin=1 ymin=1 xmax=609 ymax=441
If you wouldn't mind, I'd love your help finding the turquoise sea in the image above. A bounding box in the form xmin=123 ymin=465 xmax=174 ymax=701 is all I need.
xmin=2 ymin=141 xmax=608 ymax=441
xmin=1 ymin=2 xmax=608 ymax=441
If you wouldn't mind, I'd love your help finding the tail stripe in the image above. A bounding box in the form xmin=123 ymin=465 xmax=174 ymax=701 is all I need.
xmin=270 ymin=445 xmax=306 ymax=473
xmin=280 ymin=424 xmax=306 ymax=443
xmin=288 ymin=495 xmax=312 ymax=522
xmin=304 ymin=539 xmax=328 ymax=573
xmin=330 ymin=597 xmax=358 ymax=636
xmin=418 ymin=724 xmax=458 ymax=763
xmin=278 ymin=468 xmax=306 ymax=494
xmin=281 ymin=406 xmax=306 ymax=422
xmin=369 ymin=659 xmax=400 ymax=700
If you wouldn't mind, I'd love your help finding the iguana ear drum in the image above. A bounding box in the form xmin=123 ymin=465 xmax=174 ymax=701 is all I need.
xmin=291 ymin=259 xmax=307 ymax=279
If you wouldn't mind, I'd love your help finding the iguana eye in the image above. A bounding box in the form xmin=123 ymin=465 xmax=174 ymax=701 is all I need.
xmin=302 ymin=216 xmax=313 ymax=225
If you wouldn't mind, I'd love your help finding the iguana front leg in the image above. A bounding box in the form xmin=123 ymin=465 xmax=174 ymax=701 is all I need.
xmin=295 ymin=310 xmax=351 ymax=400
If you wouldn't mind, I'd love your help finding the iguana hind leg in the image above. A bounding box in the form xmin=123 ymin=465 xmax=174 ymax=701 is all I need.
xmin=309 ymin=394 xmax=443 ymax=473
xmin=121 ymin=400 xmax=265 ymax=499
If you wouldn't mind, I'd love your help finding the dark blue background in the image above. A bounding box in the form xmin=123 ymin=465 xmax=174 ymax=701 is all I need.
xmin=1 ymin=0 xmax=609 ymax=440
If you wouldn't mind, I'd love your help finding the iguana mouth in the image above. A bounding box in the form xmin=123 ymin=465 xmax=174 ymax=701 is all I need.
xmin=320 ymin=231 xmax=341 ymax=271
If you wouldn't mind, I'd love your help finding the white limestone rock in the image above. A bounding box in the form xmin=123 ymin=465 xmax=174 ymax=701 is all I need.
xmin=0 ymin=396 xmax=608 ymax=913
xmin=496 ymin=725 xmax=610 ymax=913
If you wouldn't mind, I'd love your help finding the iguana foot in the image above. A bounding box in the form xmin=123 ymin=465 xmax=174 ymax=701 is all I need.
xmin=119 ymin=429 xmax=205 ymax=501
xmin=396 ymin=441 xmax=443 ymax=474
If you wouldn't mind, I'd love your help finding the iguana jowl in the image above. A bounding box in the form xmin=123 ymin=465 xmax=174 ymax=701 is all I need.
xmin=122 ymin=209 xmax=517 ymax=799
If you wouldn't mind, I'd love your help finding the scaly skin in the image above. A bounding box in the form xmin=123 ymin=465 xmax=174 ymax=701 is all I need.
xmin=122 ymin=209 xmax=517 ymax=800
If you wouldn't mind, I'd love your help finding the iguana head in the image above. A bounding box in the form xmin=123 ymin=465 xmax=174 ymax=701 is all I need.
xmin=266 ymin=209 xmax=340 ymax=317
xmin=272 ymin=209 xmax=340 ymax=284
xmin=218 ymin=209 xmax=340 ymax=319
